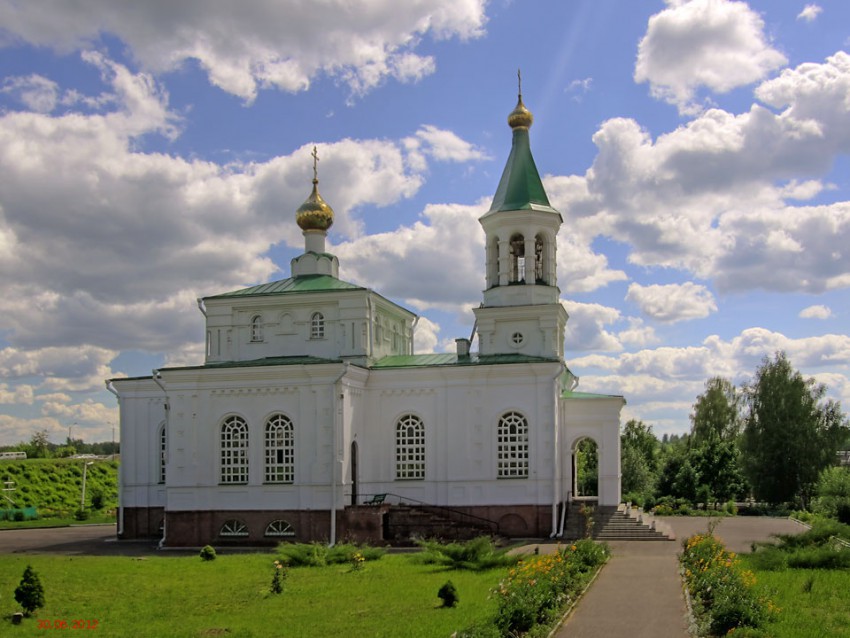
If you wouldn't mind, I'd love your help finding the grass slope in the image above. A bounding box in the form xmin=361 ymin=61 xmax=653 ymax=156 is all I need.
xmin=0 ymin=458 xmax=118 ymax=519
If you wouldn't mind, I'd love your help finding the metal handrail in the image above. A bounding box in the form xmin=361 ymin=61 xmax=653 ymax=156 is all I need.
xmin=379 ymin=492 xmax=501 ymax=533
xmin=830 ymin=535 xmax=850 ymax=549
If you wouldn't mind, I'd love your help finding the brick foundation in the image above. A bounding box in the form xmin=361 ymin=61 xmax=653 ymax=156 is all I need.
xmin=118 ymin=504 xmax=553 ymax=547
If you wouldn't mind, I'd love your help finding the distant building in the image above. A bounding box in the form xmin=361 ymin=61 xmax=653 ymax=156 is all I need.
xmin=109 ymin=91 xmax=625 ymax=547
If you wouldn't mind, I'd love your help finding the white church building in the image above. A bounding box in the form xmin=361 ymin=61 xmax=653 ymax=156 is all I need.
xmin=109 ymin=90 xmax=625 ymax=547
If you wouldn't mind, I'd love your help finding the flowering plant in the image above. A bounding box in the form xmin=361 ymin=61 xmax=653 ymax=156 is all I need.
xmin=493 ymin=539 xmax=608 ymax=635
xmin=680 ymin=532 xmax=777 ymax=635
xmin=270 ymin=559 xmax=288 ymax=594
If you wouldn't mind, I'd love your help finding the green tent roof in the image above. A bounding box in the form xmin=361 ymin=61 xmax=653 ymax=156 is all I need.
xmin=485 ymin=127 xmax=559 ymax=216
xmin=206 ymin=274 xmax=364 ymax=299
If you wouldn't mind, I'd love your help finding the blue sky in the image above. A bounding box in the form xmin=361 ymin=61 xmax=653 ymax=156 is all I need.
xmin=1 ymin=0 xmax=849 ymax=446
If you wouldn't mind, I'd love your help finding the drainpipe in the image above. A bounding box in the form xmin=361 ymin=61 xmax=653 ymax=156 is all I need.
xmin=329 ymin=362 xmax=350 ymax=547
xmin=550 ymin=363 xmax=566 ymax=538
xmin=152 ymin=370 xmax=169 ymax=549
xmin=105 ymin=380 xmax=123 ymax=536
xmin=196 ymin=298 xmax=207 ymax=317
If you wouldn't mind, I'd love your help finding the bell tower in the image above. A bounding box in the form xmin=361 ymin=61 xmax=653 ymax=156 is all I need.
xmin=473 ymin=77 xmax=568 ymax=360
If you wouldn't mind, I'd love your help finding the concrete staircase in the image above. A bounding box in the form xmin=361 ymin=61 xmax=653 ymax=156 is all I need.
xmin=594 ymin=504 xmax=674 ymax=541
xmin=564 ymin=501 xmax=674 ymax=541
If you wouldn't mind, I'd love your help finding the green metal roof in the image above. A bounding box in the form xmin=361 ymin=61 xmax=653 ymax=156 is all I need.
xmin=163 ymin=355 xmax=343 ymax=371
xmin=562 ymin=390 xmax=625 ymax=400
xmin=372 ymin=352 xmax=559 ymax=369
xmin=485 ymin=128 xmax=559 ymax=216
xmin=206 ymin=274 xmax=364 ymax=299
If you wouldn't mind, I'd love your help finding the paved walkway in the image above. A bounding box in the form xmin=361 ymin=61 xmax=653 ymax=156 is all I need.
xmin=548 ymin=516 xmax=805 ymax=638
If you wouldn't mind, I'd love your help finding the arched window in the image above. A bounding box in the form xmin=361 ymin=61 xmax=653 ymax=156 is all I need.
xmin=158 ymin=422 xmax=167 ymax=484
xmin=311 ymin=312 xmax=325 ymax=339
xmin=265 ymin=414 xmax=294 ymax=483
xmin=497 ymin=411 xmax=528 ymax=478
xmin=219 ymin=519 xmax=248 ymax=537
xmin=395 ymin=414 xmax=425 ymax=480
xmin=265 ymin=519 xmax=295 ymax=537
xmin=250 ymin=315 xmax=263 ymax=342
xmin=509 ymin=233 xmax=525 ymax=283
xmin=534 ymin=234 xmax=545 ymax=283
xmin=220 ymin=415 xmax=249 ymax=484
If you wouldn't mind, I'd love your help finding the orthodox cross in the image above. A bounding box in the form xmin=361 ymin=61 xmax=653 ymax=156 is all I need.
xmin=311 ymin=145 xmax=319 ymax=181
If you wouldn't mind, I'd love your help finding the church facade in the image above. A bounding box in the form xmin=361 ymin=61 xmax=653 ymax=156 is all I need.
xmin=110 ymin=91 xmax=624 ymax=547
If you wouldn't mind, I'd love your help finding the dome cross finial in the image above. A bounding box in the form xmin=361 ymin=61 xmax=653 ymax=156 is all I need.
xmin=517 ymin=68 xmax=522 ymax=98
xmin=311 ymin=145 xmax=319 ymax=183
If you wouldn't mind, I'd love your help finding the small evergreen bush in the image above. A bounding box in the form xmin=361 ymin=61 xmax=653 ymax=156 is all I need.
xmin=199 ymin=545 xmax=217 ymax=561
xmin=14 ymin=565 xmax=46 ymax=616
xmin=437 ymin=580 xmax=459 ymax=607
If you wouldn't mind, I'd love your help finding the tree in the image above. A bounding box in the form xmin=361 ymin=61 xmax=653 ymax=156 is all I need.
xmin=27 ymin=429 xmax=52 ymax=459
xmin=620 ymin=420 xmax=659 ymax=502
xmin=14 ymin=565 xmax=45 ymax=616
xmin=691 ymin=377 xmax=741 ymax=444
xmin=741 ymin=352 xmax=849 ymax=506
xmin=689 ymin=378 xmax=747 ymax=507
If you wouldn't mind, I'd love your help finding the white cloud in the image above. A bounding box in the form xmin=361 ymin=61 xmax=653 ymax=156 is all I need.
xmin=0 ymin=346 xmax=118 ymax=393
xmin=0 ymin=383 xmax=35 ymax=405
xmin=797 ymin=4 xmax=822 ymax=22
xmin=799 ymin=304 xmax=832 ymax=319
xmin=334 ymin=201 xmax=486 ymax=312
xmin=408 ymin=125 xmax=490 ymax=163
xmin=554 ymin=51 xmax=850 ymax=296
xmin=635 ymin=0 xmax=787 ymax=114
xmin=413 ymin=316 xmax=441 ymax=354
xmin=1 ymin=74 xmax=59 ymax=113
xmin=617 ymin=318 xmax=660 ymax=348
xmin=563 ymin=301 xmax=623 ymax=352
xmin=626 ymin=282 xmax=717 ymax=323
xmin=0 ymin=0 xmax=487 ymax=102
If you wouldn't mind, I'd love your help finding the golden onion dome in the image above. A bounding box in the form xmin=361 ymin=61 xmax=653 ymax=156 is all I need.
xmin=508 ymin=95 xmax=533 ymax=129
xmin=296 ymin=147 xmax=334 ymax=232
xmin=508 ymin=68 xmax=533 ymax=129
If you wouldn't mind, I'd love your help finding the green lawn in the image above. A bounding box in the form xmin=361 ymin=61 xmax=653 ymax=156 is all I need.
xmin=742 ymin=557 xmax=850 ymax=638
xmin=0 ymin=552 xmax=502 ymax=637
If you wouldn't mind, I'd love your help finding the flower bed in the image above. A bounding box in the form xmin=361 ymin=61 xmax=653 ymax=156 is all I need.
xmin=490 ymin=540 xmax=609 ymax=637
xmin=680 ymin=531 xmax=777 ymax=636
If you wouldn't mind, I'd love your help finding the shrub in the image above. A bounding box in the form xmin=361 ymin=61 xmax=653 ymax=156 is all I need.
xmin=199 ymin=545 xmax=217 ymax=561
xmin=91 ymin=489 xmax=105 ymax=510
xmin=14 ymin=565 xmax=46 ymax=616
xmin=74 ymin=509 xmax=89 ymax=521
xmin=437 ymin=580 xmax=459 ymax=608
xmin=415 ymin=537 xmax=518 ymax=571
xmin=276 ymin=542 xmax=385 ymax=567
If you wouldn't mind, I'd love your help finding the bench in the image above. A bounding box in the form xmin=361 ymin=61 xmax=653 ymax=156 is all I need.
xmin=364 ymin=493 xmax=386 ymax=505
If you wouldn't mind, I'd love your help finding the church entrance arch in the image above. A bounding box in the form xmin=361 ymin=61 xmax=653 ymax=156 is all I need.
xmin=572 ymin=437 xmax=598 ymax=500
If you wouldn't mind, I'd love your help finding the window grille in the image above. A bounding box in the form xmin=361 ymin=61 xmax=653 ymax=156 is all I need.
xmin=395 ymin=414 xmax=425 ymax=480
xmin=250 ymin=315 xmax=263 ymax=342
xmin=265 ymin=520 xmax=295 ymax=537
xmin=311 ymin=312 xmax=325 ymax=339
xmin=220 ymin=415 xmax=249 ymax=484
xmin=497 ymin=411 xmax=528 ymax=478
xmin=265 ymin=414 xmax=294 ymax=483
xmin=219 ymin=519 xmax=248 ymax=537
